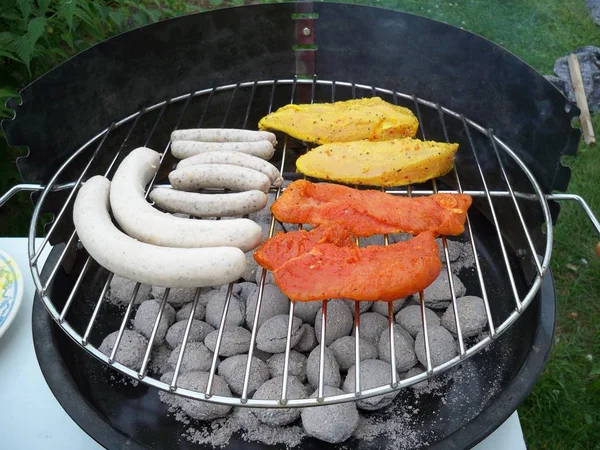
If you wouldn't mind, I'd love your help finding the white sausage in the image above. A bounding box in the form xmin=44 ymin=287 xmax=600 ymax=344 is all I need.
xmin=171 ymin=140 xmax=275 ymax=160
xmin=171 ymin=128 xmax=277 ymax=145
xmin=149 ymin=188 xmax=267 ymax=218
xmin=177 ymin=151 xmax=283 ymax=187
xmin=109 ymin=147 xmax=262 ymax=252
xmin=169 ymin=164 xmax=271 ymax=193
xmin=73 ymin=176 xmax=246 ymax=288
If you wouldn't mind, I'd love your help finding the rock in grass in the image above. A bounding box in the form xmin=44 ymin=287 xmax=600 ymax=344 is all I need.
xmin=306 ymin=345 xmax=341 ymax=389
xmin=133 ymin=300 xmax=176 ymax=346
xmin=342 ymin=359 xmax=399 ymax=411
xmin=351 ymin=312 xmax=388 ymax=346
xmin=245 ymin=284 xmax=289 ymax=330
xmin=167 ymin=342 xmax=215 ymax=373
xmin=205 ymin=288 xmax=246 ymax=329
xmin=256 ymin=315 xmax=304 ymax=353
xmin=252 ymin=376 xmax=308 ymax=426
xmin=294 ymin=301 xmax=322 ymax=325
xmin=329 ymin=336 xmax=378 ymax=371
xmin=314 ymin=300 xmax=354 ymax=346
xmin=204 ymin=326 xmax=252 ymax=357
xmin=294 ymin=324 xmax=318 ymax=353
xmin=107 ymin=275 xmax=151 ymax=305
xmin=370 ymin=298 xmax=406 ymax=317
xmin=421 ymin=271 xmax=467 ymax=309
xmin=99 ymin=330 xmax=148 ymax=371
xmin=415 ymin=325 xmax=457 ymax=368
xmin=218 ymin=355 xmax=269 ymax=396
xmin=440 ymin=296 xmax=488 ymax=338
xmin=301 ymin=385 xmax=359 ymax=443
xmin=165 ymin=320 xmax=215 ymax=349
xmin=377 ymin=326 xmax=417 ymax=372
xmin=175 ymin=302 xmax=205 ymax=322
xmin=395 ymin=305 xmax=440 ymax=338
xmin=159 ymin=371 xmax=231 ymax=420
xmin=267 ymin=351 xmax=308 ymax=383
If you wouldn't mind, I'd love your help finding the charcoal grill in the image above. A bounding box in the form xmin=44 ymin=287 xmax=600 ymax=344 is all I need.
xmin=2 ymin=2 xmax=600 ymax=449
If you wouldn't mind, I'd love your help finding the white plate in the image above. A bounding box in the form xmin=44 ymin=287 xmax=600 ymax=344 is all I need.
xmin=0 ymin=248 xmax=24 ymax=341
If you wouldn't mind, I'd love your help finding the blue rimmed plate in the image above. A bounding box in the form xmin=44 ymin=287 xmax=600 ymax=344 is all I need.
xmin=0 ymin=248 xmax=24 ymax=341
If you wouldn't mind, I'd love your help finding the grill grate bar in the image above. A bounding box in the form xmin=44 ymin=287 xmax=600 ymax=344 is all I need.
xmin=412 ymin=95 xmax=466 ymax=356
xmin=354 ymin=301 xmax=362 ymax=394
xmin=138 ymin=288 xmax=171 ymax=378
xmin=205 ymin=285 xmax=234 ymax=396
xmin=461 ymin=116 xmax=522 ymax=312
xmin=82 ymin=273 xmax=113 ymax=345
xmin=418 ymin=290 xmax=433 ymax=373
xmin=242 ymin=81 xmax=258 ymax=129
xmin=58 ymin=257 xmax=92 ymax=323
xmin=437 ymin=105 xmax=497 ymax=338
xmin=280 ymin=300 xmax=297 ymax=403
xmin=32 ymin=122 xmax=115 ymax=264
xmin=488 ymin=129 xmax=543 ymax=275
xmin=317 ymin=299 xmax=328 ymax=400
xmin=108 ymin=282 xmax=142 ymax=363
xmin=221 ymin=83 xmax=239 ymax=128
xmin=170 ymin=289 xmax=203 ymax=390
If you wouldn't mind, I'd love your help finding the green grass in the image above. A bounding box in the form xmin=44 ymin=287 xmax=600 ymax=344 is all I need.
xmin=1 ymin=0 xmax=600 ymax=448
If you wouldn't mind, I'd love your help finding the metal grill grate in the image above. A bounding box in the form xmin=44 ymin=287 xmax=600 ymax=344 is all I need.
xmin=28 ymin=77 xmax=558 ymax=408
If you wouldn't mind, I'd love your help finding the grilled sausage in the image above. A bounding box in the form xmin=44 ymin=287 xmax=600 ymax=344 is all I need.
xmin=171 ymin=128 xmax=277 ymax=144
xmin=177 ymin=151 xmax=283 ymax=187
xmin=171 ymin=140 xmax=275 ymax=160
xmin=169 ymin=164 xmax=272 ymax=193
xmin=109 ymin=147 xmax=262 ymax=252
xmin=149 ymin=188 xmax=267 ymax=218
xmin=73 ymin=176 xmax=247 ymax=288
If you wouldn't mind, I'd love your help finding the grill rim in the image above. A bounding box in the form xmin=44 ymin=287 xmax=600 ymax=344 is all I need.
xmin=26 ymin=78 xmax=554 ymax=408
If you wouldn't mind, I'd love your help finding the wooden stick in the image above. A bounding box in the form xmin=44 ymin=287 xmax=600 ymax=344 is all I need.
xmin=568 ymin=54 xmax=596 ymax=146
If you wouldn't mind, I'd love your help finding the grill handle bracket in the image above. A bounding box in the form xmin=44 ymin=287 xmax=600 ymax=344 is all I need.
xmin=0 ymin=182 xmax=74 ymax=209
xmin=546 ymin=193 xmax=600 ymax=255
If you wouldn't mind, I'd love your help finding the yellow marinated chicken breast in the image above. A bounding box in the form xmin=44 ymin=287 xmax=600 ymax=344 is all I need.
xmin=296 ymin=138 xmax=459 ymax=186
xmin=258 ymin=97 xmax=419 ymax=144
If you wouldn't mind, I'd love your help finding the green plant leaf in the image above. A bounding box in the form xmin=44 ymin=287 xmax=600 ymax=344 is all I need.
xmin=58 ymin=0 xmax=78 ymax=30
xmin=17 ymin=0 xmax=32 ymax=22
xmin=0 ymin=88 xmax=20 ymax=98
xmin=38 ymin=0 xmax=52 ymax=15
xmin=14 ymin=16 xmax=47 ymax=69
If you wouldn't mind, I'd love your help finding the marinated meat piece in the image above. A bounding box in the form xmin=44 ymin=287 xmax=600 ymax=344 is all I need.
xmin=258 ymin=97 xmax=419 ymax=144
xmin=271 ymin=180 xmax=472 ymax=237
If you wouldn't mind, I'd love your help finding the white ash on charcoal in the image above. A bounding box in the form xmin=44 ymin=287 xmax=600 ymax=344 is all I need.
xmin=232 ymin=406 xmax=262 ymax=430
xmin=242 ymin=252 xmax=259 ymax=282
xmin=176 ymin=302 xmax=206 ymax=322
xmin=395 ymin=305 xmax=441 ymax=338
xmin=351 ymin=312 xmax=388 ymax=346
xmin=377 ymin=326 xmax=418 ymax=372
xmin=252 ymin=375 xmax=309 ymax=426
xmin=198 ymin=288 xmax=225 ymax=308
xmin=255 ymin=265 xmax=276 ymax=285
xmin=245 ymin=284 xmax=289 ymax=330
xmin=342 ymin=359 xmax=399 ymax=411
xmin=415 ymin=325 xmax=458 ymax=368
xmin=106 ymin=275 xmax=152 ymax=306
xmin=419 ymin=271 xmax=467 ymax=309
xmin=359 ymin=234 xmax=385 ymax=247
xmin=314 ymin=299 xmax=353 ymax=346
xmin=371 ymin=298 xmax=406 ymax=317
xmin=204 ymin=326 xmax=252 ymax=357
xmin=329 ymin=336 xmax=378 ymax=371
xmin=267 ymin=351 xmax=308 ymax=383
xmin=167 ymin=342 xmax=215 ymax=373
xmin=252 ymin=348 xmax=273 ymax=362
xmin=436 ymin=238 xmax=462 ymax=262
xmin=293 ymin=323 xmax=318 ymax=353
xmin=306 ymin=345 xmax=341 ymax=389
xmin=159 ymin=371 xmax=231 ymax=420
xmin=99 ymin=330 xmax=148 ymax=371
xmin=293 ymin=300 xmax=321 ymax=325
xmin=403 ymin=366 xmax=429 ymax=391
xmin=256 ymin=314 xmax=304 ymax=353
xmin=449 ymin=240 xmax=476 ymax=274
xmin=441 ymin=295 xmax=488 ymax=338
xmin=165 ymin=319 xmax=215 ymax=349
xmin=133 ymin=299 xmax=176 ymax=346
xmin=149 ymin=343 xmax=171 ymax=374
xmin=218 ymin=355 xmax=270 ymax=396
xmin=388 ymin=232 xmax=412 ymax=244
xmin=204 ymin=288 xmax=246 ymax=329
xmin=248 ymin=192 xmax=276 ymax=225
xmin=152 ymin=286 xmax=210 ymax=307
xmin=343 ymin=299 xmax=372 ymax=316
xmin=301 ymin=385 xmax=360 ymax=444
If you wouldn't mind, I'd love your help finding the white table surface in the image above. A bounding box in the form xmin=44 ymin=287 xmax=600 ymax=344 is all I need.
xmin=0 ymin=237 xmax=526 ymax=450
